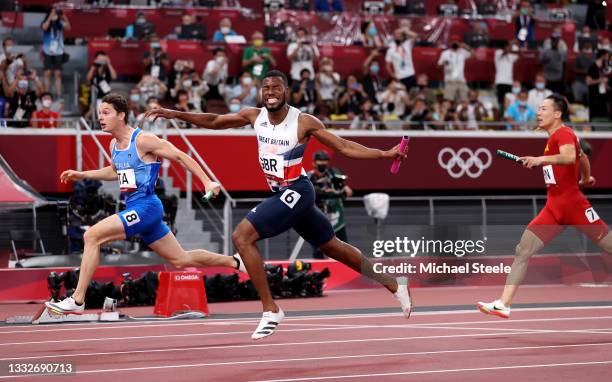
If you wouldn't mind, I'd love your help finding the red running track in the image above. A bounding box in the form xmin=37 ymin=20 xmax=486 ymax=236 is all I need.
xmin=0 ymin=285 xmax=611 ymax=381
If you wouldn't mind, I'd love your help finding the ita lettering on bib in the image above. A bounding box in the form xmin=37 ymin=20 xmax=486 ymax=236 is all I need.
xmin=260 ymin=153 xmax=284 ymax=180
xmin=117 ymin=169 xmax=137 ymax=192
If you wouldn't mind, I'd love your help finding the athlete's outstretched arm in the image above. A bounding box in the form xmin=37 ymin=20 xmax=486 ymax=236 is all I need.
xmin=60 ymin=166 xmax=117 ymax=183
xmin=302 ymin=114 xmax=406 ymax=160
xmin=143 ymin=107 xmax=258 ymax=130
xmin=520 ymin=144 xmax=576 ymax=168
xmin=137 ymin=134 xmax=220 ymax=195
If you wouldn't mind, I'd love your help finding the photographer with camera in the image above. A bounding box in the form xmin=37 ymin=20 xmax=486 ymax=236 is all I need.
xmin=41 ymin=5 xmax=70 ymax=99
xmin=385 ymin=28 xmax=418 ymax=91
xmin=85 ymin=51 xmax=117 ymax=120
xmin=287 ymin=27 xmax=320 ymax=83
xmin=143 ymin=36 xmax=169 ymax=82
xmin=307 ymin=151 xmax=353 ymax=259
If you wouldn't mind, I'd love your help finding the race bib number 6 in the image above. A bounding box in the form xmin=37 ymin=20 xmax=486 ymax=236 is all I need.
xmin=542 ymin=165 xmax=556 ymax=185
xmin=280 ymin=189 xmax=301 ymax=209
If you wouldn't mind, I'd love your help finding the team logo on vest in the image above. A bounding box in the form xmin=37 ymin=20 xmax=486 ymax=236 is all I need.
xmin=438 ymin=147 xmax=492 ymax=179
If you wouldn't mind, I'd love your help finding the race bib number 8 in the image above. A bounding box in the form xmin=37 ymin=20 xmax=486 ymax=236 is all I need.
xmin=117 ymin=169 xmax=137 ymax=192
xmin=280 ymin=189 xmax=301 ymax=209
xmin=585 ymin=207 xmax=600 ymax=223
xmin=122 ymin=210 xmax=141 ymax=226
xmin=260 ymin=154 xmax=284 ymax=180
xmin=542 ymin=165 xmax=556 ymax=185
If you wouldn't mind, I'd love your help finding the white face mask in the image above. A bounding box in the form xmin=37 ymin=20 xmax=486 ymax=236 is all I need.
xmin=183 ymin=79 xmax=192 ymax=88
xmin=512 ymin=86 xmax=521 ymax=94
xmin=220 ymin=26 xmax=230 ymax=34
xmin=42 ymin=99 xmax=52 ymax=108
xmin=215 ymin=56 xmax=225 ymax=64
xmin=229 ymin=103 xmax=241 ymax=113
xmin=242 ymin=77 xmax=253 ymax=86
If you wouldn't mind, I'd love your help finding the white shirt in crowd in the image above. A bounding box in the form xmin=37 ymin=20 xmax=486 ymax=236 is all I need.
xmin=437 ymin=48 xmax=471 ymax=83
xmin=317 ymin=72 xmax=341 ymax=101
xmin=527 ymin=88 xmax=552 ymax=112
xmin=203 ymin=58 xmax=228 ymax=86
xmin=287 ymin=42 xmax=319 ymax=81
xmin=494 ymin=50 xmax=519 ymax=85
xmin=385 ymin=39 xmax=415 ymax=79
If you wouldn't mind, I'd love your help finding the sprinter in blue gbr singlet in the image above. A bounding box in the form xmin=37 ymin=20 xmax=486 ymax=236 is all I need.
xmin=46 ymin=94 xmax=245 ymax=316
xmin=146 ymin=70 xmax=413 ymax=341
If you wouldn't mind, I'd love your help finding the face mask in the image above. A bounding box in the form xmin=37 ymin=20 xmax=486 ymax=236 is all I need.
xmin=220 ymin=27 xmax=230 ymax=34
xmin=322 ymin=65 xmax=332 ymax=72
xmin=130 ymin=94 xmax=140 ymax=102
xmin=216 ymin=56 xmax=225 ymax=64
xmin=242 ymin=77 xmax=253 ymax=86
xmin=51 ymin=15 xmax=58 ymax=21
xmin=370 ymin=64 xmax=379 ymax=74
xmin=229 ymin=103 xmax=241 ymax=113
xmin=583 ymin=49 xmax=592 ymax=55
xmin=136 ymin=18 xmax=146 ymax=25
xmin=5 ymin=46 xmax=13 ymax=54
xmin=150 ymin=42 xmax=161 ymax=49
xmin=316 ymin=164 xmax=327 ymax=173
xmin=350 ymin=82 xmax=359 ymax=90
xmin=512 ymin=86 xmax=521 ymax=94
xmin=42 ymin=99 xmax=52 ymax=108
xmin=18 ymin=80 xmax=28 ymax=89
xmin=253 ymin=39 xmax=263 ymax=48
xmin=520 ymin=7 xmax=529 ymax=15
xmin=535 ymin=83 xmax=545 ymax=90
xmin=183 ymin=79 xmax=192 ymax=88
xmin=368 ymin=27 xmax=377 ymax=37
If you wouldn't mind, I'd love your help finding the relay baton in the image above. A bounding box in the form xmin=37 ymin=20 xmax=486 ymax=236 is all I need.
xmin=202 ymin=190 xmax=215 ymax=202
xmin=496 ymin=149 xmax=522 ymax=163
xmin=390 ymin=136 xmax=410 ymax=174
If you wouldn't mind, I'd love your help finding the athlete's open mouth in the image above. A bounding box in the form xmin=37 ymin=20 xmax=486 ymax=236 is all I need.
xmin=266 ymin=98 xmax=279 ymax=104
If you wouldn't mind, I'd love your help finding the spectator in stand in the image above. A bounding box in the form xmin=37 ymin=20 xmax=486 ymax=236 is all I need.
xmin=176 ymin=14 xmax=205 ymax=41
xmin=380 ymin=78 xmax=410 ymax=120
xmin=172 ymin=69 xmax=208 ymax=111
xmin=125 ymin=12 xmax=156 ymax=40
xmin=514 ymin=1 xmax=535 ymax=49
xmin=494 ymin=40 xmax=519 ymax=115
xmin=86 ymin=51 xmax=117 ymax=102
xmin=0 ymin=37 xmax=14 ymax=68
xmin=598 ymin=36 xmax=610 ymax=52
xmin=350 ymin=99 xmax=379 ymax=130
xmin=406 ymin=97 xmax=433 ymax=130
xmin=242 ymin=31 xmax=276 ymax=82
xmin=358 ymin=20 xmax=384 ymax=48
xmin=7 ymin=73 xmax=37 ymax=128
xmin=437 ymin=38 xmax=472 ymax=103
xmin=337 ymin=75 xmax=368 ymax=118
xmin=464 ymin=22 xmax=489 ymax=48
xmin=432 ymin=98 xmax=459 ymax=130
xmin=539 ymin=32 xmax=566 ymax=94
xmin=542 ymin=27 xmax=568 ymax=54
xmin=385 ymin=28 xmax=417 ymax=90
xmin=586 ymin=49 xmax=610 ymax=122
xmin=6 ymin=53 xmax=28 ymax=85
xmin=315 ymin=0 xmax=344 ymax=12
xmin=527 ymin=73 xmax=552 ymax=112
xmin=204 ymin=48 xmax=229 ymax=100
xmin=292 ymin=68 xmax=317 ymax=114
xmin=505 ymin=88 xmax=536 ymax=130
xmin=227 ymin=71 xmax=258 ymax=108
xmin=174 ymin=89 xmax=197 ymax=128
xmin=457 ymin=89 xmax=487 ymax=130
xmin=137 ymin=96 xmax=166 ymax=130
xmin=287 ymin=27 xmax=320 ymax=82
xmin=572 ymin=43 xmax=595 ymax=105
xmin=30 ymin=92 xmax=59 ymax=128
xmin=574 ymin=25 xmax=597 ymax=53
xmin=504 ymin=80 xmax=522 ymax=111
xmin=127 ymin=87 xmax=143 ymax=126
xmin=41 ymin=5 xmax=70 ymax=99
xmin=212 ymin=18 xmax=237 ymax=42
xmin=138 ymin=74 xmax=168 ymax=106
xmin=362 ymin=49 xmax=385 ymax=106
xmin=316 ymin=57 xmax=341 ymax=111
xmin=143 ymin=36 xmax=170 ymax=82
xmin=409 ymin=73 xmax=436 ymax=108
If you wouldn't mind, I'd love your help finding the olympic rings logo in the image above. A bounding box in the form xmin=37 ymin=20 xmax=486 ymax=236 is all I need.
xmin=437 ymin=147 xmax=492 ymax=179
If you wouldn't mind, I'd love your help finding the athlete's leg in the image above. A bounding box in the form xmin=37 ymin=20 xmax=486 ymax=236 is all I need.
xmin=319 ymin=237 xmax=398 ymax=293
xmin=598 ymin=232 xmax=612 ymax=254
xmin=232 ymin=219 xmax=278 ymax=312
xmin=71 ymin=214 xmax=126 ymax=304
xmin=500 ymin=228 xmax=545 ymax=306
xmin=53 ymin=69 xmax=62 ymax=98
xmin=147 ymin=231 xmax=236 ymax=269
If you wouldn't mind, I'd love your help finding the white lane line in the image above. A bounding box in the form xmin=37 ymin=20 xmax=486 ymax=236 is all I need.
xmin=1 ymin=342 xmax=611 ymax=379
xmin=253 ymin=360 xmax=612 ymax=382
xmin=0 ymin=330 xmax=546 ymax=360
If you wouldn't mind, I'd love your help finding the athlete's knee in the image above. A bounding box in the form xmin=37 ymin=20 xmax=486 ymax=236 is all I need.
xmin=514 ymin=242 xmax=533 ymax=262
xmin=83 ymin=229 xmax=102 ymax=247
xmin=232 ymin=221 xmax=257 ymax=249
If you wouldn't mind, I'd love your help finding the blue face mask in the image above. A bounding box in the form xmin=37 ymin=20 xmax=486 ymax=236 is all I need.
xmin=370 ymin=64 xmax=380 ymax=74
xmin=368 ymin=27 xmax=377 ymax=37
xmin=229 ymin=103 xmax=241 ymax=113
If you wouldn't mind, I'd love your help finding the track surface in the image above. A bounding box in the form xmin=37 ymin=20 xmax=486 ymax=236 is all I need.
xmin=0 ymin=285 xmax=611 ymax=381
